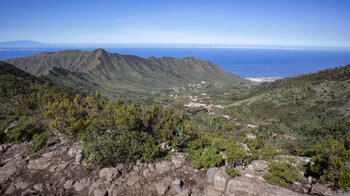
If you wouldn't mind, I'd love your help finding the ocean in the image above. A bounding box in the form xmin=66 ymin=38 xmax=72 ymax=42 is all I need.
xmin=1 ymin=48 xmax=349 ymax=78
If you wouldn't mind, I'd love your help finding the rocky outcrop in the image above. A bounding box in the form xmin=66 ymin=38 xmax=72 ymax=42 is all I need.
xmin=0 ymin=139 xmax=349 ymax=196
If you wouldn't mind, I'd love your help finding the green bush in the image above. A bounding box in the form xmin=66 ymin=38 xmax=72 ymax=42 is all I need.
xmin=6 ymin=116 xmax=44 ymax=143
xmin=27 ymin=131 xmax=49 ymax=154
xmin=192 ymin=146 xmax=222 ymax=170
xmin=310 ymin=138 xmax=350 ymax=188
xmin=263 ymin=161 xmax=300 ymax=186
xmin=226 ymin=165 xmax=240 ymax=177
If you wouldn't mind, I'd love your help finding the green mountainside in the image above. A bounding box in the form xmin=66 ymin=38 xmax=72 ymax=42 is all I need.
xmin=5 ymin=49 xmax=246 ymax=103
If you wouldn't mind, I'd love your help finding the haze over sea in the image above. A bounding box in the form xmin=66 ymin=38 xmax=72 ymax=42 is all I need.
xmin=1 ymin=48 xmax=350 ymax=78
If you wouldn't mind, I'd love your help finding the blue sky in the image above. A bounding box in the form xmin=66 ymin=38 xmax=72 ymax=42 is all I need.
xmin=1 ymin=0 xmax=350 ymax=47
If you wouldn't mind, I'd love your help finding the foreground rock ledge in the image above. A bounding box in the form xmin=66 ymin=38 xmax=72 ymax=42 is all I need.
xmin=0 ymin=142 xmax=348 ymax=196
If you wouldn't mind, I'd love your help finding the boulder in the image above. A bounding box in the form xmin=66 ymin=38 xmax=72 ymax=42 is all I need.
xmin=207 ymin=185 xmax=222 ymax=196
xmin=155 ymin=182 xmax=169 ymax=195
xmin=99 ymin=168 xmax=120 ymax=182
xmin=126 ymin=174 xmax=140 ymax=186
xmin=155 ymin=161 xmax=172 ymax=174
xmin=92 ymin=188 xmax=107 ymax=196
xmin=64 ymin=179 xmax=75 ymax=189
xmin=172 ymin=178 xmax=184 ymax=192
xmin=27 ymin=158 xmax=57 ymax=170
xmin=310 ymin=182 xmax=332 ymax=195
xmin=175 ymin=188 xmax=191 ymax=196
xmin=14 ymin=180 xmax=30 ymax=190
xmin=213 ymin=170 xmax=229 ymax=191
xmin=74 ymin=181 xmax=84 ymax=192
xmin=207 ymin=168 xmax=218 ymax=183
xmin=246 ymin=160 xmax=270 ymax=177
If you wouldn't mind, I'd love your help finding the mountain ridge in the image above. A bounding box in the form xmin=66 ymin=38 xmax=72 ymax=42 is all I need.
xmin=5 ymin=49 xmax=247 ymax=102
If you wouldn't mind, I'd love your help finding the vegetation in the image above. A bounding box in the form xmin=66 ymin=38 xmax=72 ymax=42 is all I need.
xmin=309 ymin=136 xmax=350 ymax=188
xmin=1 ymin=60 xmax=350 ymax=190
xmin=263 ymin=161 xmax=300 ymax=186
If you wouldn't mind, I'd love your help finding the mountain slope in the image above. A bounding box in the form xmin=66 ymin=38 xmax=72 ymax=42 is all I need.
xmin=5 ymin=49 xmax=247 ymax=102
xmin=224 ymin=64 xmax=350 ymax=148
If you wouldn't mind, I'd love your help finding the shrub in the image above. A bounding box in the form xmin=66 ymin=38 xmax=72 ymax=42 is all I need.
xmin=6 ymin=116 xmax=44 ymax=143
xmin=226 ymin=165 xmax=240 ymax=177
xmin=27 ymin=131 xmax=49 ymax=154
xmin=192 ymin=146 xmax=223 ymax=170
xmin=310 ymin=138 xmax=350 ymax=188
xmin=263 ymin=161 xmax=300 ymax=186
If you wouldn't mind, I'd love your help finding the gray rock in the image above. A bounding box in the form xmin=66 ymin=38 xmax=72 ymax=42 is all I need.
xmin=64 ymin=179 xmax=74 ymax=189
xmin=207 ymin=168 xmax=218 ymax=183
xmin=172 ymin=154 xmax=186 ymax=168
xmin=27 ymin=158 xmax=57 ymax=170
xmin=92 ymin=188 xmax=107 ymax=196
xmin=225 ymin=176 xmax=302 ymax=196
xmin=5 ymin=185 xmax=16 ymax=195
xmin=310 ymin=182 xmax=332 ymax=195
xmin=14 ymin=181 xmax=30 ymax=190
xmin=99 ymin=168 xmax=120 ymax=182
xmin=175 ymin=188 xmax=191 ymax=196
xmin=207 ymin=185 xmax=222 ymax=196
xmin=213 ymin=170 xmax=229 ymax=191
xmin=155 ymin=161 xmax=172 ymax=174
xmin=74 ymin=181 xmax=84 ymax=192
xmin=33 ymin=183 xmax=44 ymax=192
xmin=142 ymin=168 xmax=151 ymax=178
xmin=155 ymin=182 xmax=169 ymax=195
xmin=292 ymin=182 xmax=304 ymax=193
xmin=126 ymin=174 xmax=140 ymax=186
xmin=172 ymin=179 xmax=184 ymax=192
xmin=246 ymin=160 xmax=270 ymax=177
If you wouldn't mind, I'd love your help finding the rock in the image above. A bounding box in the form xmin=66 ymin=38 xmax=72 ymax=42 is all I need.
xmin=225 ymin=176 xmax=302 ymax=196
xmin=142 ymin=168 xmax=151 ymax=178
xmin=4 ymin=121 xmax=18 ymax=133
xmin=213 ymin=170 xmax=229 ymax=191
xmin=126 ymin=174 xmax=140 ymax=186
xmin=246 ymin=160 xmax=270 ymax=177
xmin=292 ymin=182 xmax=303 ymax=193
xmin=238 ymin=143 xmax=250 ymax=151
xmin=220 ymin=151 xmax=227 ymax=160
xmin=33 ymin=183 xmax=44 ymax=192
xmin=74 ymin=181 xmax=84 ymax=192
xmin=175 ymin=188 xmax=191 ymax=196
xmin=207 ymin=168 xmax=218 ymax=183
xmin=159 ymin=142 xmax=170 ymax=150
xmin=92 ymin=188 xmax=107 ymax=196
xmin=310 ymin=182 xmax=332 ymax=195
xmin=99 ymin=168 xmax=120 ymax=182
xmin=5 ymin=185 xmax=16 ymax=195
xmin=0 ymin=143 xmax=11 ymax=153
xmin=172 ymin=154 xmax=185 ymax=168
xmin=155 ymin=161 xmax=172 ymax=174
xmin=27 ymin=158 xmax=57 ymax=170
xmin=0 ymin=160 xmax=21 ymax=184
xmin=64 ymin=179 xmax=74 ymax=189
xmin=172 ymin=179 xmax=184 ymax=192
xmin=247 ymin=133 xmax=257 ymax=139
xmin=207 ymin=185 xmax=222 ymax=196
xmin=155 ymin=182 xmax=169 ymax=195
xmin=21 ymin=188 xmax=36 ymax=196
xmin=14 ymin=181 xmax=30 ymax=190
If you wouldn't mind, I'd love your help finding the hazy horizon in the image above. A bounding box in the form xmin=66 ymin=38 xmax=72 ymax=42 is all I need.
xmin=1 ymin=0 xmax=350 ymax=48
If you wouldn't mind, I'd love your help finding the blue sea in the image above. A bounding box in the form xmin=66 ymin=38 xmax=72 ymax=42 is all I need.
xmin=1 ymin=48 xmax=350 ymax=78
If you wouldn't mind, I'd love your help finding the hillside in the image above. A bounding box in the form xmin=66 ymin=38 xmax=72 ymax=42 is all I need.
xmin=5 ymin=49 xmax=247 ymax=103
xmin=222 ymin=64 xmax=350 ymax=149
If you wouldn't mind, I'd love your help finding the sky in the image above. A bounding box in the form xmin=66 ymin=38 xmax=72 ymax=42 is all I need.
xmin=1 ymin=0 xmax=350 ymax=47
